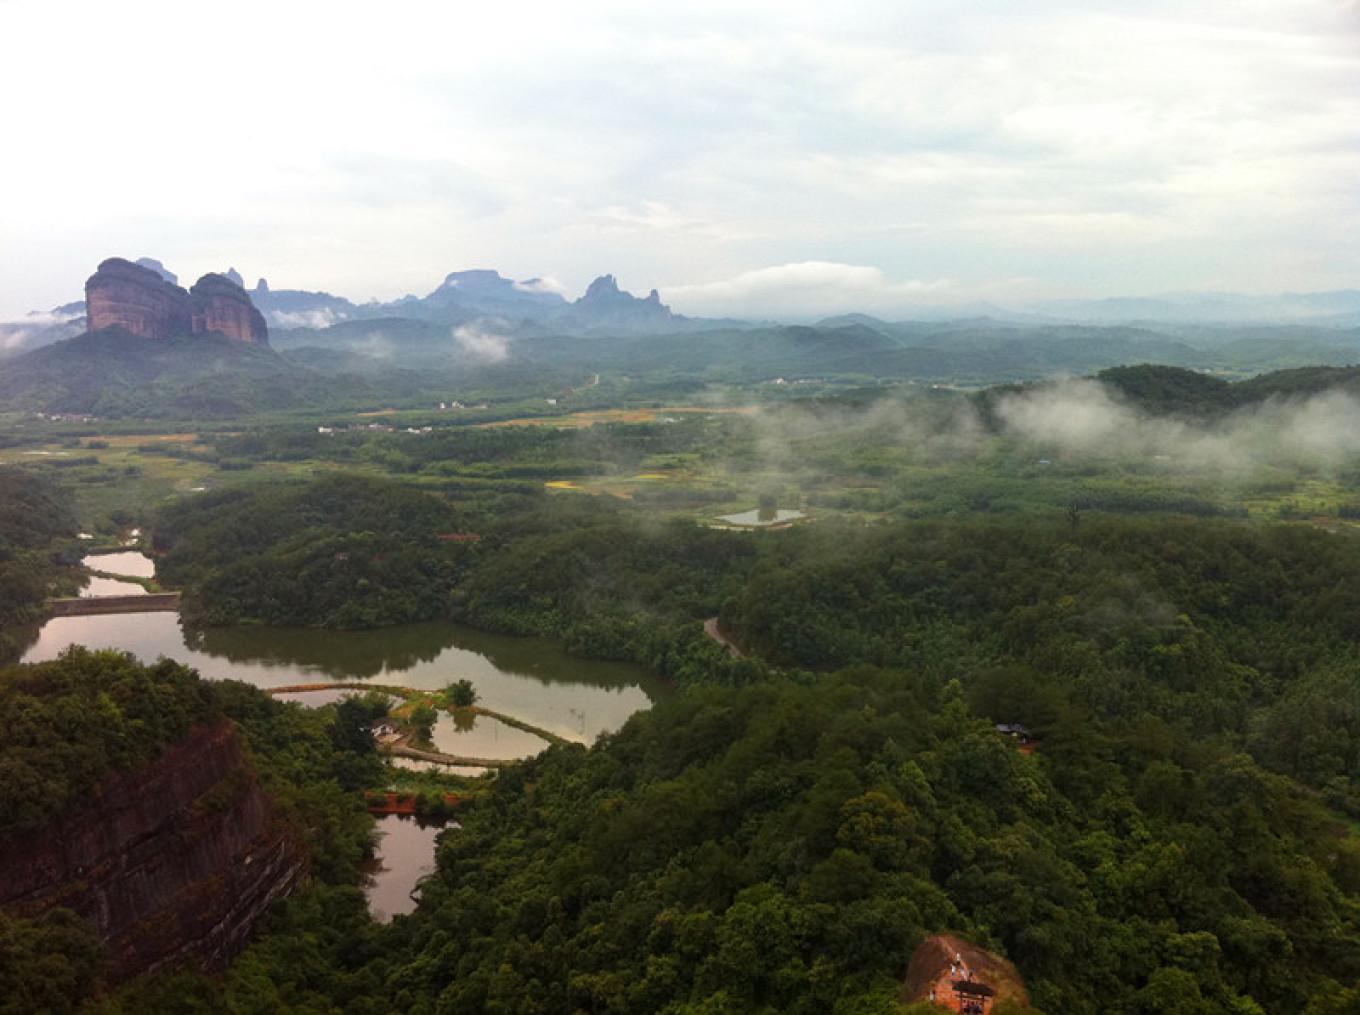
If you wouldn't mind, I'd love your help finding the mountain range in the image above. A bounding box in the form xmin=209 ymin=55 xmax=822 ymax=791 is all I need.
xmin=2 ymin=254 xmax=1358 ymax=418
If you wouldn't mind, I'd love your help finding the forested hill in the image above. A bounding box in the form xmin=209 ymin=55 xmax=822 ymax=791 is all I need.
xmin=0 ymin=327 xmax=379 ymax=417
xmin=99 ymin=520 xmax=1360 ymax=1012
xmin=1084 ymin=363 xmax=1359 ymax=417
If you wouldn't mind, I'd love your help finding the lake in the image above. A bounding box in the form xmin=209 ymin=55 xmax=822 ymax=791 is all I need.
xmin=19 ymin=614 xmax=663 ymax=746
xmin=18 ymin=603 xmax=665 ymax=921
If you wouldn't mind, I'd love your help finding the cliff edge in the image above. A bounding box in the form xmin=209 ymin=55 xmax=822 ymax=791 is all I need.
xmin=0 ymin=717 xmax=306 ymax=984
xmin=85 ymin=257 xmax=269 ymax=344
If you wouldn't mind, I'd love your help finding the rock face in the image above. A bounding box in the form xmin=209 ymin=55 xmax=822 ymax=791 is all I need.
xmin=85 ymin=258 xmax=193 ymax=340
xmin=190 ymin=273 xmax=269 ymax=343
xmin=85 ymin=258 xmax=269 ymax=344
xmin=0 ymin=718 xmax=306 ymax=983
xmin=569 ymin=274 xmax=678 ymax=332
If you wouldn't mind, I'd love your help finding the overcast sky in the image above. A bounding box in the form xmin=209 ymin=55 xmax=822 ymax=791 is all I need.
xmin=2 ymin=0 xmax=1357 ymax=320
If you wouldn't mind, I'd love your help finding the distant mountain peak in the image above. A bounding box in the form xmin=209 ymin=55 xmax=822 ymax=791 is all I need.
xmin=134 ymin=257 xmax=178 ymax=286
xmin=437 ymin=268 xmax=508 ymax=290
xmin=580 ymin=274 xmax=621 ymax=301
xmin=577 ymin=274 xmax=671 ymax=315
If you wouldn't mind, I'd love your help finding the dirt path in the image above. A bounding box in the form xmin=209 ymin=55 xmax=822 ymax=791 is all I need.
xmin=703 ymin=617 xmax=744 ymax=658
xmin=385 ymin=742 xmax=519 ymax=769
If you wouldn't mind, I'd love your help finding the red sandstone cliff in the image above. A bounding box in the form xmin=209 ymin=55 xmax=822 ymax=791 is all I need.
xmin=85 ymin=258 xmax=269 ymax=345
xmin=85 ymin=258 xmax=192 ymax=340
xmin=190 ymin=273 xmax=269 ymax=344
xmin=0 ymin=718 xmax=306 ymax=984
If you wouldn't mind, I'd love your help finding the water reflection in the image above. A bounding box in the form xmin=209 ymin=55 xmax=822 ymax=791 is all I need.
xmin=21 ymin=613 xmax=664 ymax=743
xmin=364 ymin=814 xmax=447 ymax=922
xmin=716 ymin=508 xmax=806 ymax=527
xmin=430 ymin=712 xmax=547 ymax=760
xmin=83 ymin=551 xmax=156 ymax=579
xmin=78 ymin=575 xmax=148 ymax=597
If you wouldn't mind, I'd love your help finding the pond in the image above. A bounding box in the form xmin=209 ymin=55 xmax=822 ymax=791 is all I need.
xmin=715 ymin=508 xmax=806 ymax=527
xmin=364 ymin=814 xmax=447 ymax=922
xmin=78 ymin=549 xmax=156 ymax=597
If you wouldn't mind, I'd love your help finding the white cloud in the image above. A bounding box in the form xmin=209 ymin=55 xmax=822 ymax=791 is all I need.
xmin=453 ymin=323 xmax=511 ymax=363
xmin=268 ymin=308 xmax=346 ymax=330
xmin=665 ymin=262 xmax=950 ymax=317
xmin=513 ymin=277 xmax=569 ymax=295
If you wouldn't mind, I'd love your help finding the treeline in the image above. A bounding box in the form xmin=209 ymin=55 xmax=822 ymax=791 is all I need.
xmin=210 ymin=414 xmax=744 ymax=479
xmin=156 ymin=475 xmax=764 ymax=682
xmin=721 ymin=517 xmax=1360 ymax=807
xmin=1064 ymin=363 xmax=1358 ymax=419
xmin=0 ymin=468 xmax=75 ymax=661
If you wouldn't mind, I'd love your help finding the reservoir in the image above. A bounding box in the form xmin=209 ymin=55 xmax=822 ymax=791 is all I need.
xmin=19 ymin=613 xmax=663 ymax=746
xmin=715 ymin=508 xmax=806 ymax=527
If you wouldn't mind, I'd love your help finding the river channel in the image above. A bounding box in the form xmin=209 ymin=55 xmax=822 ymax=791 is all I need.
xmin=20 ymin=551 xmax=666 ymax=918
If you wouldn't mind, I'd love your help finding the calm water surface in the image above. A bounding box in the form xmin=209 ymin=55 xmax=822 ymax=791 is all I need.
xmin=19 ymin=614 xmax=663 ymax=744
xmin=77 ymin=550 xmax=156 ymax=597
xmin=365 ymin=814 xmax=446 ymax=922
xmin=83 ymin=551 xmax=157 ymax=579
xmin=716 ymin=508 xmax=806 ymax=527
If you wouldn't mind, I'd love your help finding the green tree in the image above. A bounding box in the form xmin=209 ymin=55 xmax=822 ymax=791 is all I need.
xmin=446 ymin=678 xmax=478 ymax=708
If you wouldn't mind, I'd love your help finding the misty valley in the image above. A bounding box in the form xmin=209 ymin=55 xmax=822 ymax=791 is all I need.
xmin=3 ymin=255 xmax=1360 ymax=1015
xmin=3 ymin=0 xmax=1360 ymax=1000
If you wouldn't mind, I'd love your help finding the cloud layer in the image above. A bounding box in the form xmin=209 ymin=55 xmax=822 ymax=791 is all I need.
xmin=1 ymin=0 xmax=1357 ymax=319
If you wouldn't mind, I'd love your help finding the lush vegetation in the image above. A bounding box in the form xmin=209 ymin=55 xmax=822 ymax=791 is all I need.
xmin=53 ymin=510 xmax=1360 ymax=1013
xmin=91 ymin=660 xmax=1360 ymax=1013
xmin=0 ymin=649 xmax=388 ymax=1014
xmin=156 ymin=474 xmax=470 ymax=628
xmin=0 ymin=468 xmax=75 ymax=661
xmin=6 ymin=357 xmax=1360 ymax=1012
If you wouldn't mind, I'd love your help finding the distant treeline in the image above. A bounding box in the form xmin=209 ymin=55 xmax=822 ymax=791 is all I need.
xmin=977 ymin=363 xmax=1360 ymax=422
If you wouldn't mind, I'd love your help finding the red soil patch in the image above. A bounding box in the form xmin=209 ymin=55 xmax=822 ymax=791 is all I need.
xmin=364 ymin=791 xmax=460 ymax=815
xmin=904 ymin=934 xmax=1029 ymax=1012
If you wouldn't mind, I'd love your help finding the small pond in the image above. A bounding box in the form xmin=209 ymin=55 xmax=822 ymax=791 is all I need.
xmin=715 ymin=508 xmax=806 ymax=527
xmin=364 ymin=814 xmax=448 ymax=922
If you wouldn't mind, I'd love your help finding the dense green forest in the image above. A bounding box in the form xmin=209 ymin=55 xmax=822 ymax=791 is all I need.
xmin=86 ymin=660 xmax=1360 ymax=1013
xmin=6 ymin=356 xmax=1360 ymax=1011
xmin=156 ymin=475 xmax=472 ymax=628
xmin=0 ymin=468 xmax=75 ymax=660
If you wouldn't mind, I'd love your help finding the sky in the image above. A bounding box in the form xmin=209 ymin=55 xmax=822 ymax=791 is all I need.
xmin=1 ymin=0 xmax=1357 ymax=320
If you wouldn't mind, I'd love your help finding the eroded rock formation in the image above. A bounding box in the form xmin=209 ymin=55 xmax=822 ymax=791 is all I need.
xmin=190 ymin=273 xmax=269 ymax=344
xmin=85 ymin=258 xmax=192 ymax=340
xmin=85 ymin=258 xmax=269 ymax=344
xmin=0 ymin=718 xmax=306 ymax=983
